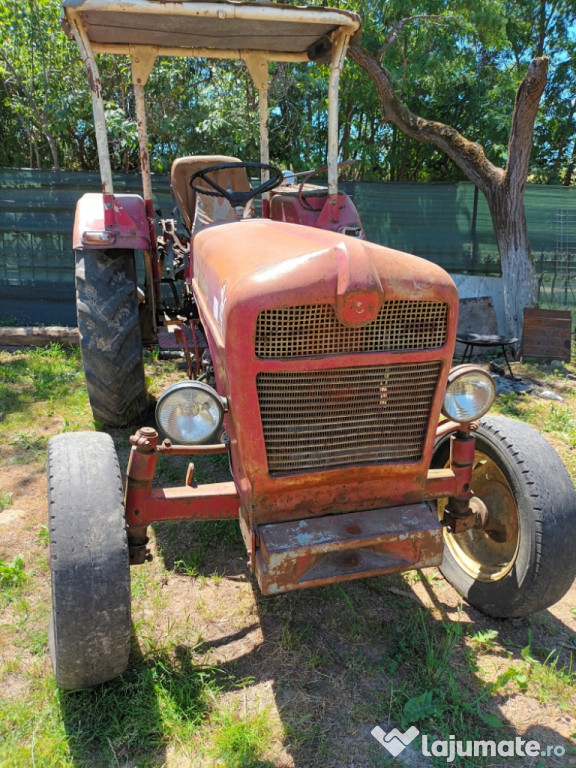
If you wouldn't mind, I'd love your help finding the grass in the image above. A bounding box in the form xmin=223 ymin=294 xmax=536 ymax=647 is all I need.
xmin=0 ymin=554 xmax=27 ymax=588
xmin=0 ymin=345 xmax=92 ymax=463
xmin=0 ymin=488 xmax=13 ymax=511
xmin=0 ymin=639 xmax=257 ymax=767
xmin=0 ymin=344 xmax=575 ymax=766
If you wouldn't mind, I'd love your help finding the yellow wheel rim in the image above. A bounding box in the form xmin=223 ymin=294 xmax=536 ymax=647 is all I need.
xmin=440 ymin=450 xmax=520 ymax=582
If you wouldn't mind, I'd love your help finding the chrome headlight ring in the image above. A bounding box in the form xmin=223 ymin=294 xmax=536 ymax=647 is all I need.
xmin=155 ymin=380 xmax=226 ymax=445
xmin=442 ymin=365 xmax=496 ymax=423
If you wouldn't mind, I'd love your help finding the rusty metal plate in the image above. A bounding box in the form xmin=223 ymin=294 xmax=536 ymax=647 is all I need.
xmin=255 ymin=502 xmax=443 ymax=594
xmin=522 ymin=308 xmax=572 ymax=362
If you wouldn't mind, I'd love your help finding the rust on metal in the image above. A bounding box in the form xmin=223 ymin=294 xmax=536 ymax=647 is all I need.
xmin=424 ymin=431 xmax=476 ymax=502
xmin=442 ymin=496 xmax=490 ymax=535
xmin=192 ymin=219 xmax=459 ymax=528
xmin=157 ymin=440 xmax=228 ymax=455
xmin=127 ymin=526 xmax=153 ymax=564
xmin=129 ymin=426 xmax=159 ymax=451
xmin=253 ymin=502 xmax=443 ymax=594
xmin=126 ymin=483 xmax=240 ymax=527
xmin=125 ymin=428 xmax=239 ymax=527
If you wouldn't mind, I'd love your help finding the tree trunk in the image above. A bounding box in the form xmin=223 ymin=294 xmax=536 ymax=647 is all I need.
xmin=485 ymin=182 xmax=536 ymax=338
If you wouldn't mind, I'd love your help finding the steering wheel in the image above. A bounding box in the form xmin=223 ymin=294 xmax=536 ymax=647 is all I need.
xmin=189 ymin=161 xmax=284 ymax=208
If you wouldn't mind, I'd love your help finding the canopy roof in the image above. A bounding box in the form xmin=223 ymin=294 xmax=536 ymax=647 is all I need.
xmin=62 ymin=0 xmax=361 ymax=61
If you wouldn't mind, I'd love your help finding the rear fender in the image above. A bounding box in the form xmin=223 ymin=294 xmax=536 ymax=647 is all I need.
xmin=270 ymin=191 xmax=364 ymax=237
xmin=73 ymin=193 xmax=151 ymax=250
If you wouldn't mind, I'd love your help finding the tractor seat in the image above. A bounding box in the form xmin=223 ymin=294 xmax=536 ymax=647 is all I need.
xmin=170 ymin=155 xmax=251 ymax=232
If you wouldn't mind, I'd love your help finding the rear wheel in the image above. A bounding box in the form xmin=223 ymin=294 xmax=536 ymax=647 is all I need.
xmin=48 ymin=432 xmax=131 ymax=689
xmin=433 ymin=415 xmax=576 ymax=618
xmin=75 ymin=248 xmax=148 ymax=426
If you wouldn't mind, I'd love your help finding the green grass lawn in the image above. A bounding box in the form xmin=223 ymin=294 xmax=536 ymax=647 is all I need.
xmin=0 ymin=345 xmax=575 ymax=768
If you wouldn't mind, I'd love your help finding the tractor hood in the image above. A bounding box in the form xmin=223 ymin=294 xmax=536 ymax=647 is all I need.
xmin=193 ymin=219 xmax=458 ymax=341
xmin=192 ymin=219 xmax=459 ymax=522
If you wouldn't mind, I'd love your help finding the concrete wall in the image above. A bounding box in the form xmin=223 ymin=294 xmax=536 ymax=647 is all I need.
xmin=452 ymin=274 xmax=505 ymax=334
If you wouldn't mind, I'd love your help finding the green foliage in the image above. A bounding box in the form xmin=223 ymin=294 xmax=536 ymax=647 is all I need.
xmin=37 ymin=525 xmax=50 ymax=546
xmin=1 ymin=0 xmax=575 ymax=181
xmin=0 ymin=345 xmax=84 ymax=401
xmin=174 ymin=550 xmax=205 ymax=578
xmin=0 ymin=554 xmax=27 ymax=588
xmin=403 ymin=689 xmax=444 ymax=723
xmin=0 ymin=488 xmax=13 ymax=511
xmin=210 ymin=707 xmax=275 ymax=768
xmin=0 ymin=0 xmax=90 ymax=169
xmin=469 ymin=628 xmax=499 ymax=650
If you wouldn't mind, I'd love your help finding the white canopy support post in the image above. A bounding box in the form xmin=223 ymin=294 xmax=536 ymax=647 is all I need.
xmin=68 ymin=17 xmax=114 ymax=197
xmin=130 ymin=45 xmax=160 ymax=315
xmin=327 ymin=28 xmax=350 ymax=197
xmin=130 ymin=45 xmax=157 ymax=206
xmin=244 ymin=53 xmax=270 ymax=196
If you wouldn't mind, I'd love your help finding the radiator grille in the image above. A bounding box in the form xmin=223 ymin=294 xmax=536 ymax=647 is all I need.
xmin=255 ymin=301 xmax=448 ymax=358
xmin=257 ymin=362 xmax=441 ymax=475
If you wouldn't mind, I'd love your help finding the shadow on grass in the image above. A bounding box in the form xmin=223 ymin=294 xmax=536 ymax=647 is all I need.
xmin=58 ymin=621 xmax=277 ymax=768
xmin=56 ymin=516 xmax=576 ymax=768
xmin=58 ymin=632 xmax=167 ymax=767
xmin=67 ymin=428 xmax=575 ymax=768
xmin=152 ymin=514 xmax=576 ymax=768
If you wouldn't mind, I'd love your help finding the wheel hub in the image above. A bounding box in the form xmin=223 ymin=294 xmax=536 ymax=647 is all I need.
xmin=441 ymin=452 xmax=520 ymax=582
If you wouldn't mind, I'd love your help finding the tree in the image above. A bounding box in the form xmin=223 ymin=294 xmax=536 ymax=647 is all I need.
xmin=0 ymin=0 xmax=87 ymax=169
xmin=345 ymin=6 xmax=552 ymax=340
xmin=505 ymin=0 xmax=576 ymax=185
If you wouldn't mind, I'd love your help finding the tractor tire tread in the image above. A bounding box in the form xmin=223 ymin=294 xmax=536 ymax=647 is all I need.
xmin=47 ymin=432 xmax=131 ymax=689
xmin=437 ymin=415 xmax=576 ymax=618
xmin=76 ymin=249 xmax=148 ymax=426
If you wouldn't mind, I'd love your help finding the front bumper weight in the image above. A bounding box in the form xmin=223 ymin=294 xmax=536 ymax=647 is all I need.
xmin=254 ymin=502 xmax=443 ymax=595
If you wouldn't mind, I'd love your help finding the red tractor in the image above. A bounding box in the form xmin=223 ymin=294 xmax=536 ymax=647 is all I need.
xmin=48 ymin=0 xmax=576 ymax=689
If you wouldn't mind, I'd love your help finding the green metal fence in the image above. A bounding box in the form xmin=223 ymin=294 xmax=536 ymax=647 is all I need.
xmin=1 ymin=169 xmax=575 ymax=324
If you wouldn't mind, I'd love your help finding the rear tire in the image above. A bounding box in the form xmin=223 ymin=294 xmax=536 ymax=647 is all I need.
xmin=75 ymin=248 xmax=148 ymax=426
xmin=48 ymin=432 xmax=131 ymax=689
xmin=433 ymin=415 xmax=576 ymax=618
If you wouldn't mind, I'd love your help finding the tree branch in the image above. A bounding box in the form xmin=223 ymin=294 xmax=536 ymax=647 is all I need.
xmin=378 ymin=14 xmax=447 ymax=59
xmin=505 ymin=56 xmax=549 ymax=190
xmin=347 ymin=43 xmax=503 ymax=194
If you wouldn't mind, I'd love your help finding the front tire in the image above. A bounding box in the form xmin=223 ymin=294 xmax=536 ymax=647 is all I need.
xmin=48 ymin=432 xmax=131 ymax=689
xmin=433 ymin=415 xmax=576 ymax=618
xmin=76 ymin=248 xmax=149 ymax=426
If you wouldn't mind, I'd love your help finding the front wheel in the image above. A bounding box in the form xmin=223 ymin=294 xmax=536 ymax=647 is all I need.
xmin=48 ymin=432 xmax=131 ymax=689
xmin=433 ymin=415 xmax=576 ymax=618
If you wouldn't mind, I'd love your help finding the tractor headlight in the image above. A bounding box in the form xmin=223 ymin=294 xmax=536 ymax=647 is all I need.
xmin=442 ymin=365 xmax=496 ymax=423
xmin=155 ymin=381 xmax=226 ymax=444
